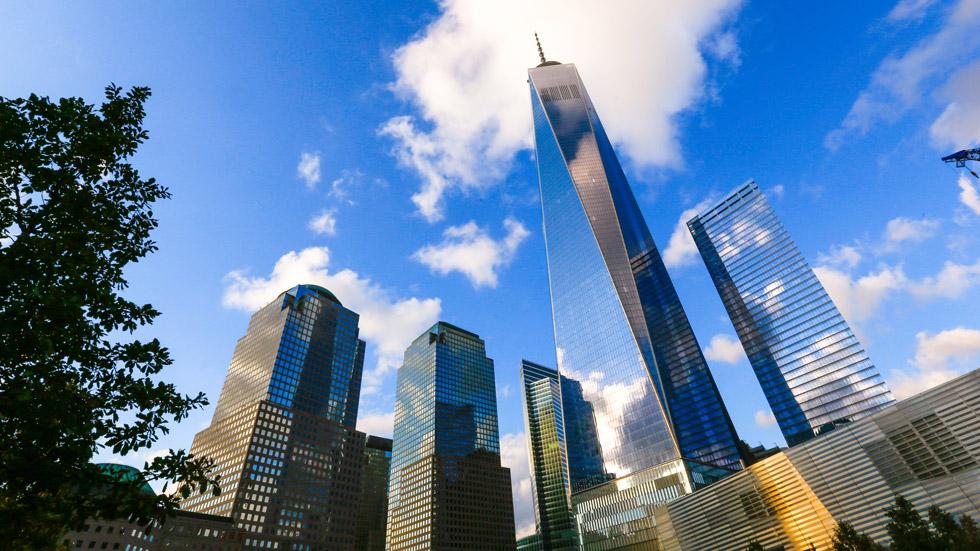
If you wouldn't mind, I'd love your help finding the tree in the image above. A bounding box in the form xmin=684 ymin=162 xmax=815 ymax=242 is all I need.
xmin=831 ymin=521 xmax=886 ymax=551
xmin=745 ymin=541 xmax=765 ymax=551
xmin=0 ymin=85 xmax=219 ymax=549
xmin=831 ymin=495 xmax=980 ymax=551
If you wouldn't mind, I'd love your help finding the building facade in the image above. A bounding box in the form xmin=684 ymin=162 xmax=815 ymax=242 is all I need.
xmin=529 ymin=55 xmax=745 ymax=480
xmin=688 ymin=181 xmax=894 ymax=445
xmin=62 ymin=464 xmax=245 ymax=550
xmin=386 ymin=322 xmax=515 ymax=550
xmin=659 ymin=369 xmax=980 ymax=550
xmin=180 ymin=284 xmax=368 ymax=550
xmin=356 ymin=435 xmax=393 ymax=551
xmin=520 ymin=360 xmax=579 ymax=550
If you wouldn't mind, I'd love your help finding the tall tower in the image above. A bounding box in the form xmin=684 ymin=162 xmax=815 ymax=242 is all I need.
xmin=688 ymin=181 xmax=895 ymax=445
xmin=386 ymin=322 xmax=515 ymax=550
xmin=355 ymin=436 xmax=393 ymax=551
xmin=181 ymin=284 xmax=367 ymax=550
xmin=528 ymin=52 xmax=745 ymax=480
xmin=519 ymin=360 xmax=578 ymax=550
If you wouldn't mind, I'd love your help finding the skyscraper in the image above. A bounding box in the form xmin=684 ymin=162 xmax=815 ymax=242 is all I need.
xmin=181 ymin=284 xmax=367 ymax=550
xmin=386 ymin=322 xmax=515 ymax=550
xmin=687 ymin=181 xmax=895 ymax=445
xmin=355 ymin=436 xmax=392 ymax=551
xmin=528 ymin=51 xmax=745 ymax=481
xmin=519 ymin=360 xmax=578 ymax=550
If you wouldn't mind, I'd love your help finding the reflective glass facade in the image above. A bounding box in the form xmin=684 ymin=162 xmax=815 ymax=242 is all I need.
xmin=688 ymin=181 xmax=895 ymax=445
xmin=182 ymin=284 xmax=367 ymax=550
xmin=529 ymin=62 xmax=745 ymax=479
xmin=520 ymin=360 xmax=578 ymax=550
xmin=387 ymin=322 xmax=515 ymax=550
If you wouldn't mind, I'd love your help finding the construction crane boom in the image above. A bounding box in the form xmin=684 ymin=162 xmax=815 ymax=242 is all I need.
xmin=942 ymin=148 xmax=980 ymax=178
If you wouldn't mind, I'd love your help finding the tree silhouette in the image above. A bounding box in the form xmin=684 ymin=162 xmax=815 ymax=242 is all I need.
xmin=0 ymin=85 xmax=219 ymax=548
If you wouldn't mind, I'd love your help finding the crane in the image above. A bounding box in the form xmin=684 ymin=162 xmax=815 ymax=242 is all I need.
xmin=942 ymin=148 xmax=980 ymax=178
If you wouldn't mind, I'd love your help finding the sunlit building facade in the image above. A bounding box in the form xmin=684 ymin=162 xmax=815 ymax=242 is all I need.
xmin=688 ymin=181 xmax=894 ymax=445
xmin=660 ymin=369 xmax=980 ymax=550
xmin=181 ymin=284 xmax=368 ymax=550
xmin=519 ymin=360 xmax=579 ymax=550
xmin=386 ymin=322 xmax=515 ymax=550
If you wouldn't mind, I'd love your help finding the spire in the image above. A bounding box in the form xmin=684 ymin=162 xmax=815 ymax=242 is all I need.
xmin=535 ymin=32 xmax=546 ymax=65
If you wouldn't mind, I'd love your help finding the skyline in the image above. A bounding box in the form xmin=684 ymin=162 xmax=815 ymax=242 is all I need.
xmin=4 ymin=0 xmax=980 ymax=539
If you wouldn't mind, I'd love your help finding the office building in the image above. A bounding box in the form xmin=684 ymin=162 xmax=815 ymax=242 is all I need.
xmin=519 ymin=360 xmax=579 ymax=550
xmin=180 ymin=284 xmax=368 ymax=550
xmin=355 ymin=435 xmax=392 ymax=551
xmin=688 ymin=181 xmax=894 ymax=445
xmin=528 ymin=47 xmax=745 ymax=482
xmin=659 ymin=369 xmax=980 ymax=550
xmin=61 ymin=464 xmax=245 ymax=550
xmin=386 ymin=322 xmax=515 ymax=550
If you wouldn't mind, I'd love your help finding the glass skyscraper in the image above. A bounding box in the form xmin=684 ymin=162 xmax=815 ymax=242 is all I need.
xmin=529 ymin=57 xmax=745 ymax=481
xmin=181 ymin=284 xmax=367 ymax=550
xmin=519 ymin=360 xmax=578 ymax=551
xmin=687 ymin=181 xmax=895 ymax=445
xmin=386 ymin=322 xmax=515 ymax=550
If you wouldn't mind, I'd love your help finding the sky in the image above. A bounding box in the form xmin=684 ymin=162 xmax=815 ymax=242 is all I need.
xmin=3 ymin=0 xmax=980 ymax=539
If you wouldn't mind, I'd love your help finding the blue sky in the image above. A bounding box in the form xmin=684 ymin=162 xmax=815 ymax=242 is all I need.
xmin=4 ymin=0 xmax=980 ymax=538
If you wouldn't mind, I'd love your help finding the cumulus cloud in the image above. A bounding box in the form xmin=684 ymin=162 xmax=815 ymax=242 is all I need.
xmin=222 ymin=247 xmax=441 ymax=393
xmin=890 ymin=327 xmax=980 ymax=398
xmin=813 ymin=265 xmax=907 ymax=324
xmin=907 ymin=259 xmax=980 ymax=299
xmin=881 ymin=216 xmax=940 ymax=250
xmin=958 ymin=173 xmax=980 ymax=215
xmin=357 ymin=410 xmax=394 ymax=438
xmin=930 ymin=59 xmax=980 ymax=148
xmin=825 ymin=0 xmax=980 ymax=150
xmin=703 ymin=334 xmax=746 ymax=364
xmin=413 ymin=217 xmax=530 ymax=288
xmin=500 ymin=432 xmax=535 ymax=539
xmin=754 ymin=409 xmax=777 ymax=428
xmin=383 ymin=0 xmax=742 ymax=221
xmin=817 ymin=244 xmax=863 ymax=269
xmin=664 ymin=200 xmax=713 ymax=268
xmin=308 ymin=209 xmax=337 ymax=236
xmin=297 ymin=152 xmax=322 ymax=189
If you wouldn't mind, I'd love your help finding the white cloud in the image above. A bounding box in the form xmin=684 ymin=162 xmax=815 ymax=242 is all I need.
xmin=383 ymin=0 xmax=742 ymax=221
xmin=813 ymin=265 xmax=907 ymax=324
xmin=308 ymin=210 xmax=337 ymax=236
xmin=930 ymin=59 xmax=980 ymax=147
xmin=754 ymin=409 xmax=777 ymax=428
xmin=297 ymin=152 xmax=322 ymax=189
xmin=703 ymin=334 xmax=745 ymax=364
xmin=413 ymin=217 xmax=530 ymax=288
xmin=770 ymin=184 xmax=785 ymax=199
xmin=890 ymin=327 xmax=980 ymax=399
xmin=907 ymin=259 xmax=980 ymax=299
xmin=817 ymin=244 xmax=863 ymax=269
xmin=357 ymin=410 xmax=394 ymax=438
xmin=958 ymin=173 xmax=980 ymax=215
xmin=500 ymin=432 xmax=535 ymax=539
xmin=664 ymin=201 xmax=712 ymax=268
xmin=888 ymin=0 xmax=938 ymax=21
xmin=329 ymin=169 xmax=364 ymax=200
xmin=222 ymin=247 xmax=441 ymax=393
xmin=882 ymin=216 xmax=940 ymax=250
xmin=825 ymin=0 xmax=980 ymax=150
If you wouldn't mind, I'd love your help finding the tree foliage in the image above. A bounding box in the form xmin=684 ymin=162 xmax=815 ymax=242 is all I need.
xmin=831 ymin=495 xmax=980 ymax=551
xmin=0 ymin=85 xmax=219 ymax=549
